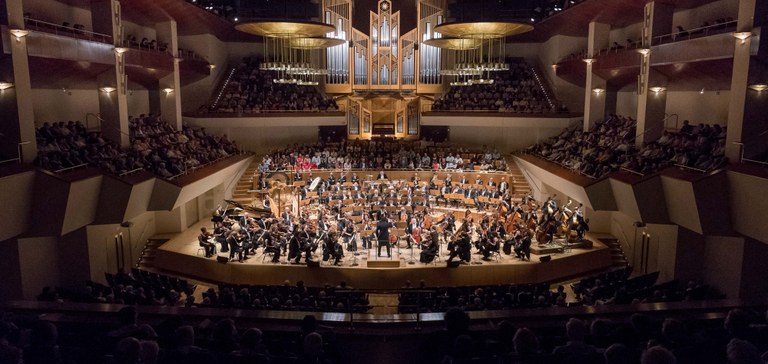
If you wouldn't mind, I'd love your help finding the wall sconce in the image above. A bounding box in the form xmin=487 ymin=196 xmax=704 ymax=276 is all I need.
xmin=9 ymin=29 xmax=29 ymax=42
xmin=0 ymin=82 xmax=14 ymax=90
xmin=582 ymin=58 xmax=595 ymax=65
xmin=550 ymin=63 xmax=558 ymax=70
xmin=208 ymin=64 xmax=216 ymax=70
xmin=749 ymin=84 xmax=768 ymax=92
xmin=100 ymin=86 xmax=116 ymax=93
xmin=592 ymin=88 xmax=605 ymax=94
xmin=732 ymin=32 xmax=752 ymax=44
xmin=649 ymin=86 xmax=666 ymax=94
xmin=636 ymin=48 xmax=651 ymax=56
xmin=162 ymin=88 xmax=174 ymax=94
xmin=174 ymin=57 xmax=183 ymax=64
xmin=114 ymin=47 xmax=129 ymax=55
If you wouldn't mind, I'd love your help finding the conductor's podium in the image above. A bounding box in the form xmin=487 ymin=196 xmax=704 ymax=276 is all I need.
xmin=366 ymin=249 xmax=402 ymax=268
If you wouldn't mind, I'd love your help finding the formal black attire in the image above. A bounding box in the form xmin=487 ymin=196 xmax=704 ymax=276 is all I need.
xmin=376 ymin=220 xmax=395 ymax=257
xmin=198 ymin=231 xmax=215 ymax=257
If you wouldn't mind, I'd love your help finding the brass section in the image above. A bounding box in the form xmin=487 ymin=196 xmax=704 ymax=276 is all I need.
xmin=422 ymin=37 xmax=484 ymax=50
xmin=235 ymin=21 xmax=336 ymax=38
xmin=289 ymin=37 xmax=347 ymax=49
xmin=433 ymin=21 xmax=534 ymax=38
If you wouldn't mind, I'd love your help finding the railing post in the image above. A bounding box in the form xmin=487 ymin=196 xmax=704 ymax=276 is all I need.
xmin=348 ymin=312 xmax=355 ymax=331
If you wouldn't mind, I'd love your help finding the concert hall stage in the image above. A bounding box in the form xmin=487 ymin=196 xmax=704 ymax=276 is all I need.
xmin=154 ymin=220 xmax=612 ymax=289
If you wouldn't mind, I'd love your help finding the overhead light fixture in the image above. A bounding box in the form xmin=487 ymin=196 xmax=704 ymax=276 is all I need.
xmin=749 ymin=84 xmax=768 ymax=92
xmin=582 ymin=58 xmax=595 ymax=64
xmin=162 ymin=88 xmax=174 ymax=94
xmin=649 ymin=86 xmax=666 ymax=93
xmin=100 ymin=86 xmax=116 ymax=93
xmin=732 ymin=32 xmax=752 ymax=44
xmin=592 ymin=88 xmax=605 ymax=94
xmin=636 ymin=48 xmax=651 ymax=56
xmin=0 ymin=82 xmax=14 ymax=90
xmin=114 ymin=47 xmax=129 ymax=55
xmin=9 ymin=29 xmax=29 ymax=42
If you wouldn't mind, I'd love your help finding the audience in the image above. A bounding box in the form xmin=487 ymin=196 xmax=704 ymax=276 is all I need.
xmin=527 ymin=115 xmax=727 ymax=178
xmin=261 ymin=139 xmax=506 ymax=172
xmin=211 ymin=57 xmax=338 ymax=113
xmin=34 ymin=115 xmax=239 ymax=178
xmin=431 ymin=59 xmax=562 ymax=113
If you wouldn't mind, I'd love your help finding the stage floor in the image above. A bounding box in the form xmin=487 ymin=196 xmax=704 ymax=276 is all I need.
xmin=154 ymin=220 xmax=613 ymax=289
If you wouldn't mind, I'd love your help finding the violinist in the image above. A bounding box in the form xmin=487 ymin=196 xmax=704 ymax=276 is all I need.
xmin=419 ymin=234 xmax=437 ymax=263
xmin=447 ymin=230 xmax=471 ymax=264
xmin=263 ymin=227 xmax=281 ymax=263
xmin=480 ymin=236 xmax=500 ymax=261
xmin=342 ymin=221 xmax=356 ymax=252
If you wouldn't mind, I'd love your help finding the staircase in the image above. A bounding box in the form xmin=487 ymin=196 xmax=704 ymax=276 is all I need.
xmin=599 ymin=238 xmax=630 ymax=268
xmin=230 ymin=158 xmax=262 ymax=206
xmin=506 ymin=159 xmax=532 ymax=198
xmin=136 ymin=238 xmax=169 ymax=269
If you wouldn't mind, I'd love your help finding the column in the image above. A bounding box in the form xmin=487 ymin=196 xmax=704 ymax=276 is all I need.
xmin=725 ymin=0 xmax=768 ymax=161
xmin=92 ymin=0 xmax=130 ymax=147
xmin=582 ymin=22 xmax=609 ymax=130
xmin=635 ymin=2 xmax=673 ymax=146
xmin=1 ymin=0 xmax=37 ymax=162
xmin=156 ymin=20 xmax=182 ymax=130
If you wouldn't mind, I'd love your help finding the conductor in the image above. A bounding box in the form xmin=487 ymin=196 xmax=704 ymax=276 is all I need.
xmin=376 ymin=216 xmax=395 ymax=257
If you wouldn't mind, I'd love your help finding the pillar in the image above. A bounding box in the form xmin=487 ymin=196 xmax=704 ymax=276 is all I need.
xmin=155 ymin=20 xmax=182 ymax=129
xmin=725 ymin=0 xmax=768 ymax=161
xmin=1 ymin=0 xmax=37 ymax=163
xmin=582 ymin=22 xmax=609 ymax=130
xmin=635 ymin=2 xmax=673 ymax=146
xmin=92 ymin=0 xmax=130 ymax=147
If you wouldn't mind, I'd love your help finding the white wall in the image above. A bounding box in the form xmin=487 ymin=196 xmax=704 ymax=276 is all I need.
xmin=127 ymin=89 xmax=151 ymax=118
xmin=537 ymin=35 xmax=589 ymax=112
xmin=86 ymin=210 xmax=156 ymax=283
xmin=32 ymin=89 xmax=99 ymax=125
xmin=616 ymin=91 xmax=638 ymax=118
xmin=17 ymin=236 xmax=60 ymax=299
xmin=665 ymin=90 xmax=730 ymax=126
xmin=123 ymin=20 xmax=157 ymax=43
xmin=178 ymin=34 xmax=231 ymax=112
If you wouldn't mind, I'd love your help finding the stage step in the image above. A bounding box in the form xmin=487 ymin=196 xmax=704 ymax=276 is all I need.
xmin=598 ymin=238 xmax=630 ymax=268
xmin=137 ymin=238 xmax=169 ymax=269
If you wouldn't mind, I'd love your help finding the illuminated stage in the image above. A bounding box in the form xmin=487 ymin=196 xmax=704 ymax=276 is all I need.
xmin=154 ymin=220 xmax=612 ymax=289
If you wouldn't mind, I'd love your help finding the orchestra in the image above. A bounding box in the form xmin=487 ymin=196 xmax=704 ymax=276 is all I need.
xmin=196 ymin=171 xmax=590 ymax=267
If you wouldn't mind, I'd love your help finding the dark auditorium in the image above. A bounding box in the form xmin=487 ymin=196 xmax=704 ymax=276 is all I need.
xmin=2 ymin=0 xmax=768 ymax=363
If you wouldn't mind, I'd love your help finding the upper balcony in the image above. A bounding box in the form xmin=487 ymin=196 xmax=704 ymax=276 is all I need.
xmin=554 ymin=22 xmax=751 ymax=91
xmin=2 ymin=20 xmax=211 ymax=88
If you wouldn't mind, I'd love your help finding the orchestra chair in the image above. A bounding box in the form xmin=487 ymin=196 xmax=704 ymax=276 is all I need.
xmin=196 ymin=247 xmax=206 ymax=256
xmin=490 ymin=250 xmax=502 ymax=262
xmin=261 ymin=249 xmax=275 ymax=263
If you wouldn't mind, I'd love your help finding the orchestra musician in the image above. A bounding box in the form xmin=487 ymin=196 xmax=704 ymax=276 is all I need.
xmin=376 ymin=215 xmax=395 ymax=257
xmin=480 ymin=236 xmax=500 ymax=261
xmin=419 ymin=233 xmax=437 ymax=263
xmin=227 ymin=231 xmax=245 ymax=262
xmin=198 ymin=227 xmax=216 ymax=257
xmin=263 ymin=227 xmax=281 ymax=263
xmin=514 ymin=229 xmax=532 ymax=261
xmin=447 ymin=230 xmax=471 ymax=264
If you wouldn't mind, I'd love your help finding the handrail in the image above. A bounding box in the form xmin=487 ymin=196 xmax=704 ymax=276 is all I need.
xmin=53 ymin=163 xmax=89 ymax=174
xmin=742 ymin=158 xmax=768 ymax=167
xmin=520 ymin=167 xmax=540 ymax=194
xmin=530 ymin=65 xmax=556 ymax=110
xmin=118 ymin=167 xmax=144 ymax=177
xmin=211 ymin=67 xmax=237 ymax=110
xmin=23 ymin=18 xmax=113 ymax=44
xmin=85 ymin=113 xmax=103 ymax=131
xmin=620 ymin=167 xmax=645 ymax=177
xmin=611 ymin=217 xmax=634 ymax=261
xmin=0 ymin=157 xmax=21 ymax=165
xmin=652 ymin=20 xmax=738 ymax=46
xmin=663 ymin=113 xmax=679 ymax=131
xmin=674 ymin=164 xmax=709 ymax=173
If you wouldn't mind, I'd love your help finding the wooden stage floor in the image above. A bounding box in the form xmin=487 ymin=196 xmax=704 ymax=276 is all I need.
xmin=154 ymin=220 xmax=613 ymax=289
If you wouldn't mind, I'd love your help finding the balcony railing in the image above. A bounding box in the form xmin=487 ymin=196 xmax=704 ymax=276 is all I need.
xmin=653 ymin=20 xmax=737 ymax=46
xmin=23 ymin=18 xmax=113 ymax=44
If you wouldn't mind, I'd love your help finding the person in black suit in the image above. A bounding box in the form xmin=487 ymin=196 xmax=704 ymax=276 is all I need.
xmin=447 ymin=231 xmax=471 ymax=264
xmin=227 ymin=231 xmax=244 ymax=262
xmin=376 ymin=216 xmax=395 ymax=257
xmin=198 ymin=227 xmax=215 ymax=257
xmin=515 ymin=232 xmax=532 ymax=261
